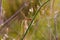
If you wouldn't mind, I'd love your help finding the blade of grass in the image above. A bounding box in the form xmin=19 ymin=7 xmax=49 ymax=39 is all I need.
xmin=21 ymin=0 xmax=50 ymax=40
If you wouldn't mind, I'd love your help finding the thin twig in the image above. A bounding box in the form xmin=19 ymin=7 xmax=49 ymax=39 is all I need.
xmin=0 ymin=2 xmax=28 ymax=33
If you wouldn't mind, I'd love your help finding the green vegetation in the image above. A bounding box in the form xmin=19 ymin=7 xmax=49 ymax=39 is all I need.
xmin=0 ymin=0 xmax=60 ymax=40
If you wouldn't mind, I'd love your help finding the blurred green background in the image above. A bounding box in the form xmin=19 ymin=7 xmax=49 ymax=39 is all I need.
xmin=0 ymin=0 xmax=60 ymax=40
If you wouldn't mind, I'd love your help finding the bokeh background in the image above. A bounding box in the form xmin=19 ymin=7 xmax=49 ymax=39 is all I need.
xmin=0 ymin=0 xmax=60 ymax=40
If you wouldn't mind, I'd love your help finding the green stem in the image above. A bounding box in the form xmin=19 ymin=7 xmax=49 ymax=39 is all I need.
xmin=21 ymin=0 xmax=50 ymax=40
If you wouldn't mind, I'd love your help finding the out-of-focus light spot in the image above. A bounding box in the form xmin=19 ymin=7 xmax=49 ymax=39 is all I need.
xmin=29 ymin=8 xmax=33 ymax=13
